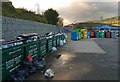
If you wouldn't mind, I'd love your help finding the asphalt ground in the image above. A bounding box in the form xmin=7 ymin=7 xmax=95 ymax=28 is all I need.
xmin=26 ymin=33 xmax=119 ymax=80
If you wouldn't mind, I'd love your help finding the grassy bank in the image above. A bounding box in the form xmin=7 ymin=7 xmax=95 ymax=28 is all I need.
xmin=2 ymin=2 xmax=48 ymax=23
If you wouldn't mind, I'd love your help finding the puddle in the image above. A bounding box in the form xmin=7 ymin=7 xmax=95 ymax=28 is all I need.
xmin=53 ymin=54 xmax=76 ymax=67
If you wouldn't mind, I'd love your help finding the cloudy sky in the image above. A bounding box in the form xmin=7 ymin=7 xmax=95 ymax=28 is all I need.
xmin=9 ymin=0 xmax=119 ymax=25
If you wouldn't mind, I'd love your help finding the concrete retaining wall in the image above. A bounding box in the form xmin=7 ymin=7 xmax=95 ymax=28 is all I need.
xmin=1 ymin=16 xmax=63 ymax=41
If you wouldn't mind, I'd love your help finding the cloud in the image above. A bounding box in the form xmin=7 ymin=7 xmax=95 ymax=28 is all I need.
xmin=9 ymin=0 xmax=119 ymax=25
xmin=0 ymin=0 xmax=10 ymax=2
xmin=58 ymin=2 xmax=118 ymax=25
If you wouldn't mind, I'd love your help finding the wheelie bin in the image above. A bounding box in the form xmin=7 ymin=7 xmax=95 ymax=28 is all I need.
xmin=78 ymin=31 xmax=82 ymax=40
xmin=2 ymin=40 xmax=24 ymax=81
xmin=90 ymin=30 xmax=95 ymax=38
xmin=46 ymin=33 xmax=53 ymax=53
xmin=105 ymin=31 xmax=111 ymax=38
xmin=71 ymin=31 xmax=79 ymax=40
xmin=87 ymin=31 xmax=90 ymax=39
xmin=56 ymin=32 xmax=61 ymax=47
xmin=95 ymin=31 xmax=99 ymax=38
xmin=39 ymin=36 xmax=47 ymax=56
xmin=52 ymin=33 xmax=57 ymax=47
xmin=111 ymin=31 xmax=117 ymax=39
xmin=16 ymin=33 xmax=40 ymax=58
xmin=72 ymin=29 xmax=82 ymax=40
xmin=81 ymin=29 xmax=87 ymax=39
xmin=99 ymin=31 xmax=105 ymax=38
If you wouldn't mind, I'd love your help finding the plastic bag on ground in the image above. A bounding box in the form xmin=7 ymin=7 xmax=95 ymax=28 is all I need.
xmin=52 ymin=47 xmax=57 ymax=51
xmin=28 ymin=66 xmax=37 ymax=74
xmin=44 ymin=69 xmax=54 ymax=78
xmin=22 ymin=59 xmax=33 ymax=67
xmin=33 ymin=58 xmax=46 ymax=70
xmin=60 ymin=40 xmax=64 ymax=46
xmin=63 ymin=39 xmax=66 ymax=44
xmin=26 ymin=54 xmax=32 ymax=62
xmin=16 ymin=67 xmax=29 ymax=78
xmin=8 ymin=73 xmax=25 ymax=82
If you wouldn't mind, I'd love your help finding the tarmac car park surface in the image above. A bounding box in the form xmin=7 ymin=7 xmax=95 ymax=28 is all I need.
xmin=26 ymin=33 xmax=118 ymax=80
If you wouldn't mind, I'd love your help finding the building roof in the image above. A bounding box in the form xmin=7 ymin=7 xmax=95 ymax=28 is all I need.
xmin=96 ymin=24 xmax=111 ymax=29
xmin=96 ymin=24 xmax=120 ymax=30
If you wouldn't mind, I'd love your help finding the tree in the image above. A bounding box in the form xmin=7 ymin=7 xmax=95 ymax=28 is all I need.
xmin=76 ymin=23 xmax=83 ymax=29
xmin=57 ymin=17 xmax=63 ymax=26
xmin=44 ymin=8 xmax=59 ymax=25
xmin=87 ymin=23 xmax=94 ymax=30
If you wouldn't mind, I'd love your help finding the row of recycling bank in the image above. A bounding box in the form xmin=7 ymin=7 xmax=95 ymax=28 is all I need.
xmin=71 ymin=29 xmax=118 ymax=40
xmin=1 ymin=31 xmax=67 ymax=81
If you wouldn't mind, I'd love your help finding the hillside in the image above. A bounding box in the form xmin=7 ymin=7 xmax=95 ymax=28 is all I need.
xmin=65 ymin=16 xmax=119 ymax=29
xmin=94 ymin=16 xmax=119 ymax=26
xmin=2 ymin=2 xmax=48 ymax=23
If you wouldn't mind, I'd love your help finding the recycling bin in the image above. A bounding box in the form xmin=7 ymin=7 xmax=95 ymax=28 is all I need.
xmin=111 ymin=31 xmax=117 ymax=39
xmin=78 ymin=31 xmax=82 ymax=40
xmin=72 ymin=29 xmax=82 ymax=40
xmin=87 ymin=31 xmax=90 ymax=38
xmin=105 ymin=31 xmax=111 ymax=38
xmin=54 ymin=31 xmax=65 ymax=47
xmin=59 ymin=32 xmax=63 ymax=41
xmin=62 ymin=33 xmax=66 ymax=40
xmin=90 ymin=30 xmax=95 ymax=38
xmin=2 ymin=40 xmax=24 ymax=81
xmin=81 ymin=31 xmax=84 ymax=39
xmin=46 ymin=35 xmax=53 ymax=53
xmin=81 ymin=29 xmax=87 ymax=39
xmin=71 ymin=32 xmax=79 ymax=40
xmin=39 ymin=36 xmax=47 ymax=56
xmin=25 ymin=40 xmax=39 ymax=58
xmin=95 ymin=31 xmax=99 ymax=38
xmin=99 ymin=31 xmax=105 ymax=38
xmin=56 ymin=33 xmax=61 ymax=47
xmin=72 ymin=29 xmax=80 ymax=32
xmin=52 ymin=35 xmax=57 ymax=47
xmin=84 ymin=31 xmax=88 ymax=39
xmin=16 ymin=33 xmax=40 ymax=58
xmin=60 ymin=32 xmax=67 ymax=41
